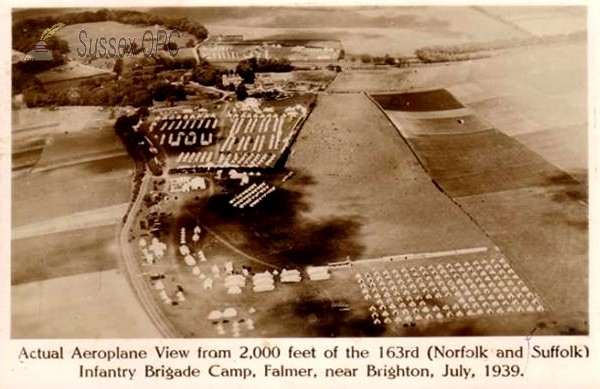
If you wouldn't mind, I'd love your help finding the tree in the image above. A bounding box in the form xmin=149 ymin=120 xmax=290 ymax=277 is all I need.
xmin=191 ymin=60 xmax=223 ymax=86
xmin=163 ymin=42 xmax=179 ymax=52
xmin=360 ymin=54 xmax=372 ymax=64
xmin=186 ymin=39 xmax=196 ymax=48
xmin=113 ymin=58 xmax=124 ymax=79
xmin=235 ymin=59 xmax=256 ymax=84
xmin=235 ymin=83 xmax=248 ymax=100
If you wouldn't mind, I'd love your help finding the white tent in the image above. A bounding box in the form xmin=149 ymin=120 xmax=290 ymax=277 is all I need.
xmin=184 ymin=255 xmax=197 ymax=266
xmin=228 ymin=286 xmax=242 ymax=295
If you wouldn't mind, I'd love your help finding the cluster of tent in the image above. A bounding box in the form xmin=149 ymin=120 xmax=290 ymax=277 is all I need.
xmin=252 ymin=271 xmax=275 ymax=292
xmin=224 ymin=274 xmax=246 ymax=295
xmin=152 ymin=279 xmax=184 ymax=305
xmin=216 ymin=104 xmax=307 ymax=169
xmin=280 ymin=269 xmax=301 ymax=283
xmin=139 ymin=237 xmax=167 ymax=265
xmin=357 ymin=257 xmax=544 ymax=326
xmin=207 ymin=308 xmax=256 ymax=336
xmin=306 ymin=266 xmax=331 ymax=281
xmin=169 ymin=176 xmax=208 ymax=193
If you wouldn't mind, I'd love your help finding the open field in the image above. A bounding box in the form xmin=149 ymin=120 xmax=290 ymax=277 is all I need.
xmin=12 ymin=203 xmax=127 ymax=241
xmin=12 ymin=225 xmax=121 ymax=285
xmin=371 ymin=82 xmax=587 ymax=335
xmin=34 ymin=62 xmax=114 ymax=85
xmin=385 ymin=112 xmax=490 ymax=137
xmin=477 ymin=6 xmax=586 ymax=36
xmin=201 ymin=93 xmax=491 ymax=267
xmin=372 ymin=89 xmax=464 ymax=111
xmin=333 ymin=40 xmax=587 ymax=181
xmin=407 ymin=129 xmax=579 ymax=198
xmin=12 ymin=106 xmax=114 ymax=136
xmin=12 ymin=270 xmax=161 ymax=338
xmin=458 ymin=186 xmax=587 ymax=320
xmin=12 ymin=107 xmax=116 ymax=173
xmin=154 ymin=6 xmax=534 ymax=56
xmin=12 ymin=155 xmax=132 ymax=226
xmin=34 ymin=125 xmax=127 ymax=171
xmin=514 ymin=125 xmax=587 ymax=183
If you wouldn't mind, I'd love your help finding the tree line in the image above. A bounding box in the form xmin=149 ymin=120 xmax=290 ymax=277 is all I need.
xmin=235 ymin=57 xmax=294 ymax=83
xmin=415 ymin=31 xmax=586 ymax=63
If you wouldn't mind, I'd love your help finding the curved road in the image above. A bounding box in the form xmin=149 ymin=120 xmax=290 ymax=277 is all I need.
xmin=119 ymin=172 xmax=179 ymax=338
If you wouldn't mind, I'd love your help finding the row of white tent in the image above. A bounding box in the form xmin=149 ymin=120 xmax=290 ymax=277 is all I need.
xmin=230 ymin=182 xmax=275 ymax=209
xmin=176 ymin=151 xmax=215 ymax=166
xmin=215 ymin=151 xmax=277 ymax=168
xmin=157 ymin=131 xmax=213 ymax=148
xmin=371 ymin=302 xmax=545 ymax=326
xmin=151 ymin=116 xmax=218 ymax=133
xmin=229 ymin=113 xmax=287 ymax=135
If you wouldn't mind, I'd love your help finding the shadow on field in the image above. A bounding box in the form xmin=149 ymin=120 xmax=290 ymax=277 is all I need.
xmin=542 ymin=172 xmax=588 ymax=205
xmin=195 ymin=171 xmax=366 ymax=269
xmin=268 ymin=298 xmax=385 ymax=337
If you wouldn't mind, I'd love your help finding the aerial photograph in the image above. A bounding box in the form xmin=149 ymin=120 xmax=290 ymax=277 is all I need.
xmin=10 ymin=6 xmax=588 ymax=338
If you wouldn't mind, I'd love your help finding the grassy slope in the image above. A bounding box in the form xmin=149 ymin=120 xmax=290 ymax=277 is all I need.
xmin=11 ymin=225 xmax=119 ymax=285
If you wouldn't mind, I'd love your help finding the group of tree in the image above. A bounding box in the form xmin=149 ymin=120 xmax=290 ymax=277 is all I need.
xmin=12 ymin=9 xmax=208 ymax=83
xmin=153 ymin=54 xmax=196 ymax=71
xmin=114 ymin=110 xmax=163 ymax=175
xmin=13 ymin=9 xmax=208 ymax=52
xmin=20 ymin=50 xmax=232 ymax=108
xmin=359 ymin=54 xmax=396 ymax=65
xmin=190 ymin=58 xmax=225 ymax=87
xmin=22 ymin=65 xmax=188 ymax=108
xmin=235 ymin=57 xmax=294 ymax=84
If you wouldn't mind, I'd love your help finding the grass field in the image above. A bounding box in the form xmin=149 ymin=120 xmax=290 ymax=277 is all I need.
xmin=514 ymin=125 xmax=587 ymax=183
xmin=367 ymin=63 xmax=588 ymax=334
xmin=200 ymin=93 xmax=491 ymax=268
xmin=34 ymin=125 xmax=126 ymax=171
xmin=12 ymin=225 xmax=120 ymax=285
xmin=477 ymin=6 xmax=586 ymax=36
xmin=12 ymin=155 xmax=132 ymax=226
xmin=153 ymin=6 xmax=533 ymax=56
xmin=12 ymin=269 xmax=161 ymax=338
xmin=385 ymin=112 xmax=490 ymax=137
xmin=35 ymin=62 xmax=114 ymax=84
xmin=407 ymin=129 xmax=579 ymax=198
xmin=372 ymin=90 xmax=464 ymax=111
xmin=458 ymin=187 xmax=588 ymax=332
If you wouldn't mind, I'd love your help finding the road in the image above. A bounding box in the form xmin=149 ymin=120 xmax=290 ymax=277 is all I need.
xmin=118 ymin=172 xmax=179 ymax=338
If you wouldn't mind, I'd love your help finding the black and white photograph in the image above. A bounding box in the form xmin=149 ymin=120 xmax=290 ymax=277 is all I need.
xmin=9 ymin=4 xmax=589 ymax=339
